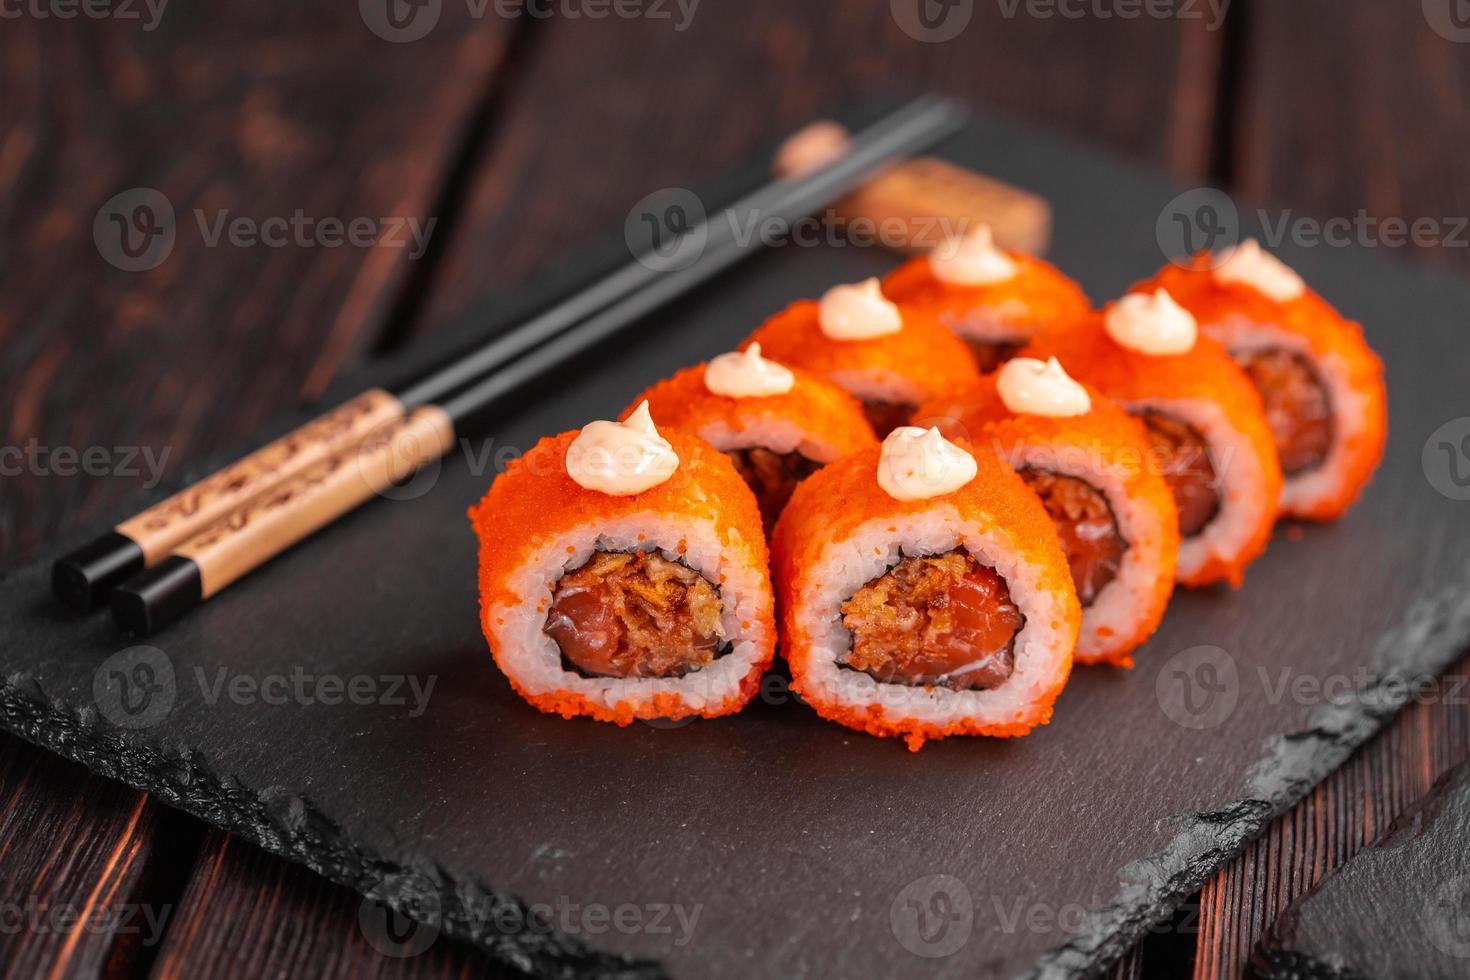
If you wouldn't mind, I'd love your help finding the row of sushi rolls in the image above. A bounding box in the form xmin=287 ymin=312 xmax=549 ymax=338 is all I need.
xmin=471 ymin=227 xmax=1387 ymax=750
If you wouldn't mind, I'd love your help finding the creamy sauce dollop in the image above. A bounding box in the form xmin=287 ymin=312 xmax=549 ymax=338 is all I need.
xmin=1213 ymin=238 xmax=1306 ymax=302
xmin=877 ymin=426 xmax=978 ymax=501
xmin=565 ymin=400 xmax=679 ymax=495
xmin=1105 ymin=289 xmax=1198 ymax=356
xmin=818 ymin=278 xmax=903 ymax=341
xmin=704 ymin=342 xmax=795 ymax=398
xmin=997 ymin=356 xmax=1091 ymax=417
xmin=929 ymin=224 xmax=1019 ymax=286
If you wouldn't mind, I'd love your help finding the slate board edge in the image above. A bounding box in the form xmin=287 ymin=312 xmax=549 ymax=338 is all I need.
xmin=1249 ymin=761 xmax=1470 ymax=979
xmin=5 ymin=568 xmax=1469 ymax=980
xmin=0 ymin=676 xmax=662 ymax=980
xmin=1025 ymin=566 xmax=1470 ymax=980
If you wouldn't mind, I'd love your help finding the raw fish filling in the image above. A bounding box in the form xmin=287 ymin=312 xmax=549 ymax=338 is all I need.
xmin=724 ymin=447 xmax=822 ymax=528
xmin=544 ymin=551 xmax=725 ymax=679
xmin=1235 ymin=347 xmax=1334 ymax=476
xmin=860 ymin=400 xmax=918 ymax=438
xmin=1018 ymin=469 xmax=1126 ymax=607
xmin=839 ymin=551 xmax=1025 ymax=691
xmin=1135 ymin=410 xmax=1220 ymax=539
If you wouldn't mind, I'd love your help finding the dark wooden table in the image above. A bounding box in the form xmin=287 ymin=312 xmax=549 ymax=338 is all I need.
xmin=3 ymin=3 xmax=1467 ymax=977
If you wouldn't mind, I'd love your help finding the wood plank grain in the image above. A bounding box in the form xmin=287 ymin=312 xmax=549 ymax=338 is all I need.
xmin=0 ymin=7 xmax=506 ymax=561
xmin=1191 ymin=3 xmax=1470 ymax=975
xmin=1229 ymin=0 xmax=1470 ymax=274
xmin=0 ymin=6 xmax=513 ymax=974
xmin=0 ymin=738 xmax=196 ymax=979
xmin=1193 ymin=652 xmax=1470 ymax=979
xmin=147 ymin=830 xmax=517 ymax=980
xmin=413 ymin=0 xmax=1229 ymax=333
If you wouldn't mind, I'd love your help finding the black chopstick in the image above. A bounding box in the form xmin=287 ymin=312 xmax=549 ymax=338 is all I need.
xmin=97 ymin=94 xmax=966 ymax=636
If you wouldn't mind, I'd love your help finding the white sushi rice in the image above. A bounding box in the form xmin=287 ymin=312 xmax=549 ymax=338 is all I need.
xmin=940 ymin=298 xmax=1034 ymax=341
xmin=691 ymin=417 xmax=847 ymax=464
xmin=793 ymin=509 xmax=1073 ymax=730
xmin=1202 ymin=313 xmax=1372 ymax=513
xmin=827 ymin=368 xmax=926 ymax=409
xmin=996 ymin=443 xmax=1171 ymax=661
xmin=1124 ymin=394 xmax=1273 ymax=582
xmin=485 ymin=515 xmax=771 ymax=716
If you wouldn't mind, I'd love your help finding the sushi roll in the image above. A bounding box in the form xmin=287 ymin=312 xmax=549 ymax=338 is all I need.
xmin=1025 ymin=290 xmax=1283 ymax=588
xmin=1135 ymin=240 xmax=1386 ymax=520
xmin=470 ymin=402 xmax=775 ymax=725
xmin=772 ymin=425 xmax=1081 ymax=751
xmin=742 ymin=278 xmax=978 ymax=437
xmin=624 ymin=344 xmax=877 ymax=529
xmin=914 ymin=357 xmax=1178 ymax=667
xmin=883 ymin=225 xmax=1091 ymax=372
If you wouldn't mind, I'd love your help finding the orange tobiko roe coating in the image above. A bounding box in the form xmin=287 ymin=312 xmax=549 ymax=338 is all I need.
xmin=882 ymin=251 xmax=1092 ymax=344
xmin=913 ymin=377 xmax=1179 ymax=667
xmin=1135 ymin=257 xmax=1387 ymax=521
xmin=1021 ymin=312 xmax=1283 ymax=588
xmin=621 ymin=361 xmax=877 ymax=458
xmin=740 ymin=299 xmax=979 ymax=404
xmin=770 ymin=444 xmax=1080 ymax=751
xmin=469 ymin=427 xmax=774 ymax=725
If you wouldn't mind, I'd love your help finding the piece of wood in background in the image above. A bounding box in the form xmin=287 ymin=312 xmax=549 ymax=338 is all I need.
xmin=0 ymin=5 xmax=510 ymax=974
xmin=412 ymin=0 xmax=1227 ymax=333
xmin=1230 ymin=0 xmax=1470 ymax=276
xmin=1193 ymin=2 xmax=1470 ymax=974
xmin=0 ymin=741 xmax=193 ymax=978
xmin=1193 ymin=653 xmax=1470 ymax=979
xmin=148 ymin=831 xmax=519 ymax=980
xmin=1251 ymin=762 xmax=1470 ymax=979
xmin=0 ymin=9 xmax=504 ymax=561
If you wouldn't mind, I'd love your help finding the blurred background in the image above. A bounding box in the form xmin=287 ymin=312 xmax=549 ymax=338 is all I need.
xmin=2 ymin=1 xmax=1468 ymax=976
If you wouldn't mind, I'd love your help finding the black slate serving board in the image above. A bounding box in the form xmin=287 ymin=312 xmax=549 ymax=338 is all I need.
xmin=4 ymin=110 xmax=1470 ymax=980
xmin=1254 ymin=762 xmax=1470 ymax=980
